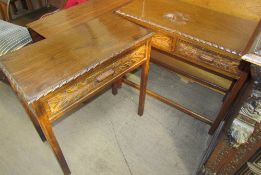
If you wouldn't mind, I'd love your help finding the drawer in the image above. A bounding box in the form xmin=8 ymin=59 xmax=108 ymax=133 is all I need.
xmin=44 ymin=45 xmax=147 ymax=117
xmin=174 ymin=40 xmax=240 ymax=76
xmin=152 ymin=33 xmax=174 ymax=52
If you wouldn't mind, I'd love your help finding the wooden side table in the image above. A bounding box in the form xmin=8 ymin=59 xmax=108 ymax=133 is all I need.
xmin=116 ymin=0 xmax=260 ymax=134
xmin=199 ymin=19 xmax=261 ymax=175
xmin=0 ymin=12 xmax=152 ymax=175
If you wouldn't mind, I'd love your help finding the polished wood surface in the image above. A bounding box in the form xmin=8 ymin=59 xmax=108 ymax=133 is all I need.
xmin=118 ymin=0 xmax=258 ymax=53
xmin=180 ymin=0 xmax=261 ymax=21
xmin=1 ymin=13 xmax=151 ymax=104
xmin=116 ymin=0 xmax=260 ymax=134
xmin=27 ymin=0 xmax=131 ymax=38
xmin=0 ymin=3 xmax=153 ymax=173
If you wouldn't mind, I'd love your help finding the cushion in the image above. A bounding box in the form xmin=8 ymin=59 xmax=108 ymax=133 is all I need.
xmin=64 ymin=0 xmax=87 ymax=9
xmin=0 ymin=20 xmax=32 ymax=56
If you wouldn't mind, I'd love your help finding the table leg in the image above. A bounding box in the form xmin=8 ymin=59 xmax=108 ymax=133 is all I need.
xmin=138 ymin=41 xmax=151 ymax=116
xmin=33 ymin=103 xmax=71 ymax=175
xmin=27 ymin=110 xmax=46 ymax=142
xmin=112 ymin=82 xmax=118 ymax=95
xmin=0 ymin=2 xmax=9 ymax=21
xmin=209 ymin=68 xmax=249 ymax=135
xmin=112 ymin=79 xmax=122 ymax=95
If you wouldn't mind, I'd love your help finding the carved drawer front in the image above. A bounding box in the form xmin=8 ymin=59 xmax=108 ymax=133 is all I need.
xmin=175 ymin=40 xmax=240 ymax=76
xmin=45 ymin=45 xmax=147 ymax=117
xmin=152 ymin=33 xmax=174 ymax=52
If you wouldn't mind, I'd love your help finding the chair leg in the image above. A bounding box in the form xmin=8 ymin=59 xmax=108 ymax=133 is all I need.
xmin=10 ymin=2 xmax=18 ymax=14
xmin=0 ymin=2 xmax=9 ymax=21
xmin=0 ymin=3 xmax=5 ymax=20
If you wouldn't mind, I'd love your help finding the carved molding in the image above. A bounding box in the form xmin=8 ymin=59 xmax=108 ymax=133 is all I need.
xmin=116 ymin=10 xmax=241 ymax=56
xmin=228 ymin=117 xmax=255 ymax=147
xmin=240 ymin=97 xmax=261 ymax=123
xmin=205 ymin=122 xmax=261 ymax=174
xmin=228 ymin=79 xmax=261 ymax=147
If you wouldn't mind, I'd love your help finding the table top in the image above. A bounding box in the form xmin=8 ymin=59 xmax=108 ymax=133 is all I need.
xmin=0 ymin=13 xmax=152 ymax=104
xmin=117 ymin=0 xmax=259 ymax=55
xmin=27 ymin=0 xmax=131 ymax=38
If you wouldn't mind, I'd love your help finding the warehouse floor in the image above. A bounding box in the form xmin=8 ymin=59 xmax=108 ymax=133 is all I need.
xmin=0 ymin=63 xmax=223 ymax=175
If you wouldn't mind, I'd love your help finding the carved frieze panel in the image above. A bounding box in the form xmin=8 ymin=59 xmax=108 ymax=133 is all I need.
xmin=151 ymin=33 xmax=174 ymax=52
xmin=46 ymin=45 xmax=146 ymax=116
xmin=175 ymin=40 xmax=240 ymax=76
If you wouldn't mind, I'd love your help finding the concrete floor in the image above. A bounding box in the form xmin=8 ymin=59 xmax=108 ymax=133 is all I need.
xmin=0 ymin=63 xmax=223 ymax=175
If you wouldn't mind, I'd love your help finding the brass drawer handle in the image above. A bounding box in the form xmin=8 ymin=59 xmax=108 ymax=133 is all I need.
xmin=198 ymin=54 xmax=215 ymax=63
xmin=96 ymin=69 xmax=115 ymax=82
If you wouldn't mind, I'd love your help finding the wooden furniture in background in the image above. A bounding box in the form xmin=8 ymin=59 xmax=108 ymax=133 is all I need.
xmin=0 ymin=0 xmax=10 ymax=20
xmin=0 ymin=1 xmax=152 ymax=173
xmin=40 ymin=0 xmax=87 ymax=19
xmin=202 ymin=53 xmax=261 ymax=175
xmin=10 ymin=0 xmax=33 ymax=14
xmin=0 ymin=0 xmax=42 ymax=21
xmin=236 ymin=149 xmax=261 ymax=174
xmin=199 ymin=19 xmax=261 ymax=174
xmin=116 ymin=0 xmax=260 ymax=134
xmin=47 ymin=0 xmax=65 ymax=8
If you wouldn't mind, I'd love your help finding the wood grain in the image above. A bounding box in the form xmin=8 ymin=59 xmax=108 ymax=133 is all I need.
xmin=0 ymin=13 xmax=152 ymax=104
xmin=43 ymin=45 xmax=147 ymax=118
xmin=117 ymin=0 xmax=258 ymax=54
xmin=27 ymin=0 xmax=131 ymax=38
xmin=180 ymin=0 xmax=261 ymax=21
